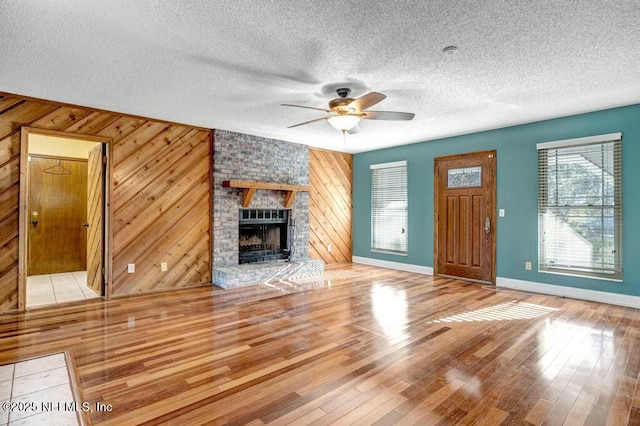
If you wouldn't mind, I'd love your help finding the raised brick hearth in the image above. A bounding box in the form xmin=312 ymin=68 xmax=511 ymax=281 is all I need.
xmin=213 ymin=259 xmax=324 ymax=289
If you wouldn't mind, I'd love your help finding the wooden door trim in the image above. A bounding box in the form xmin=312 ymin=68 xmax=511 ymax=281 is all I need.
xmin=433 ymin=150 xmax=497 ymax=285
xmin=18 ymin=127 xmax=113 ymax=310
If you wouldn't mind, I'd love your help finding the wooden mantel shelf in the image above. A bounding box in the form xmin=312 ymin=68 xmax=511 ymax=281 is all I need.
xmin=222 ymin=180 xmax=310 ymax=208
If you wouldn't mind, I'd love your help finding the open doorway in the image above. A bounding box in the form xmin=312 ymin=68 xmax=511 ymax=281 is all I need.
xmin=19 ymin=128 xmax=109 ymax=308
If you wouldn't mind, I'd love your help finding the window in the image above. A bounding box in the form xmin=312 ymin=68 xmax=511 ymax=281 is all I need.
xmin=447 ymin=166 xmax=481 ymax=188
xmin=371 ymin=161 xmax=408 ymax=255
xmin=537 ymin=133 xmax=622 ymax=280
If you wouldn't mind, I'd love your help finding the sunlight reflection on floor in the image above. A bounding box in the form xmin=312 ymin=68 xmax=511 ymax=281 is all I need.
xmin=432 ymin=301 xmax=559 ymax=323
xmin=371 ymin=284 xmax=409 ymax=341
xmin=536 ymin=318 xmax=614 ymax=380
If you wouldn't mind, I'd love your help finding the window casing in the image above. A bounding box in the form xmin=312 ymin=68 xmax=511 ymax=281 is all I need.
xmin=371 ymin=161 xmax=408 ymax=255
xmin=537 ymin=133 xmax=622 ymax=280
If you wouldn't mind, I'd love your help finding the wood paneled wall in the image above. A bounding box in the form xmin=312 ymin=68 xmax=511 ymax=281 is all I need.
xmin=0 ymin=94 xmax=211 ymax=311
xmin=309 ymin=148 xmax=352 ymax=264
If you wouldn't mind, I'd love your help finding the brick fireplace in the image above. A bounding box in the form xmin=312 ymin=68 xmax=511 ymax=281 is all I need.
xmin=212 ymin=130 xmax=322 ymax=288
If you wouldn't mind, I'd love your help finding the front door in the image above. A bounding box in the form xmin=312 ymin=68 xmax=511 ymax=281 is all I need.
xmin=434 ymin=151 xmax=496 ymax=284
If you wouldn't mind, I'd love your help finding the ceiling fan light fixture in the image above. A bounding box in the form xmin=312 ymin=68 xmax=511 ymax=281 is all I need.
xmin=284 ymin=88 xmax=414 ymax=133
xmin=327 ymin=115 xmax=360 ymax=132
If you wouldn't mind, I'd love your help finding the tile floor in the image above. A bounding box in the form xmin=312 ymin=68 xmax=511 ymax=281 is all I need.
xmin=0 ymin=353 xmax=78 ymax=425
xmin=27 ymin=271 xmax=100 ymax=308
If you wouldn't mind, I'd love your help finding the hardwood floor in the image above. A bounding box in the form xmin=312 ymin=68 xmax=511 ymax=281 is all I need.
xmin=0 ymin=263 xmax=639 ymax=425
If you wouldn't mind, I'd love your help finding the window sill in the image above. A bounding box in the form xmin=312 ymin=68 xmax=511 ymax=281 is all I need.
xmin=538 ymin=268 xmax=623 ymax=283
xmin=371 ymin=249 xmax=408 ymax=256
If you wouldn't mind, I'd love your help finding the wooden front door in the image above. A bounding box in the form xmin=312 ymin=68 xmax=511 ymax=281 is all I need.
xmin=434 ymin=151 xmax=496 ymax=284
xmin=86 ymin=144 xmax=104 ymax=294
xmin=28 ymin=156 xmax=88 ymax=275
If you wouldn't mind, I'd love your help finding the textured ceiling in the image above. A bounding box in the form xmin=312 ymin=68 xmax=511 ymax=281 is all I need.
xmin=1 ymin=1 xmax=639 ymax=153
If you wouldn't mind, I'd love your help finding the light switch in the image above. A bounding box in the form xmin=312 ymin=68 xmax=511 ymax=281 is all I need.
xmin=128 ymin=263 xmax=135 ymax=273
xmin=499 ymin=209 xmax=505 ymax=217
xmin=160 ymin=262 xmax=168 ymax=272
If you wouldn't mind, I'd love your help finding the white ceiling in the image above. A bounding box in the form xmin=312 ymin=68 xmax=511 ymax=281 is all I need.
xmin=1 ymin=1 xmax=639 ymax=153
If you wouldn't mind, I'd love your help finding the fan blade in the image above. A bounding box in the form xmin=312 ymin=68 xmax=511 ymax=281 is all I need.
xmin=347 ymin=92 xmax=386 ymax=112
xmin=281 ymin=103 xmax=331 ymax=113
xmin=287 ymin=117 xmax=329 ymax=128
xmin=363 ymin=111 xmax=415 ymax=121
xmin=347 ymin=123 xmax=361 ymax=134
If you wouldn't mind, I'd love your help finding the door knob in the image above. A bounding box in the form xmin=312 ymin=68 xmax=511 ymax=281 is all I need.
xmin=484 ymin=217 xmax=491 ymax=234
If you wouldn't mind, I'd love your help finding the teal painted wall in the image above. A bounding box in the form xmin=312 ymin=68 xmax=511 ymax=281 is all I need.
xmin=353 ymin=103 xmax=640 ymax=296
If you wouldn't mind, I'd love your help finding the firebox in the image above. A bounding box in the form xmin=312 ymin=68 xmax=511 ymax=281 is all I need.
xmin=238 ymin=209 xmax=290 ymax=264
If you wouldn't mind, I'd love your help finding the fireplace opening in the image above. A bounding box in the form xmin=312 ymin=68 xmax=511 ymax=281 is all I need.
xmin=238 ymin=209 xmax=290 ymax=264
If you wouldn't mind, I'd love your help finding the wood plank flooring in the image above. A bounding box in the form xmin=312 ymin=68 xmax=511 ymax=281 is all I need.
xmin=0 ymin=263 xmax=639 ymax=425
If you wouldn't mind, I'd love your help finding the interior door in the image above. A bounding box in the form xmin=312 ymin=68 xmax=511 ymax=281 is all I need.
xmin=86 ymin=144 xmax=104 ymax=294
xmin=28 ymin=156 xmax=88 ymax=275
xmin=434 ymin=151 xmax=496 ymax=284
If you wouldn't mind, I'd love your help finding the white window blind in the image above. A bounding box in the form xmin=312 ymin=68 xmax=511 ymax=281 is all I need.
xmin=537 ymin=133 xmax=622 ymax=280
xmin=371 ymin=161 xmax=408 ymax=255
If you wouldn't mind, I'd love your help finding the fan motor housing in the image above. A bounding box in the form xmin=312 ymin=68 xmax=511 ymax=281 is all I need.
xmin=329 ymin=87 xmax=355 ymax=112
xmin=329 ymin=97 xmax=355 ymax=111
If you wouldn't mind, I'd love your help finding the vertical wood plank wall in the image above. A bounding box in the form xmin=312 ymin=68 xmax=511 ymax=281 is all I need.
xmin=0 ymin=94 xmax=211 ymax=311
xmin=309 ymin=148 xmax=353 ymax=264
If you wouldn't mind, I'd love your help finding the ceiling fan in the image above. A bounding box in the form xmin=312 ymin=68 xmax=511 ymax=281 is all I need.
xmin=282 ymin=88 xmax=415 ymax=135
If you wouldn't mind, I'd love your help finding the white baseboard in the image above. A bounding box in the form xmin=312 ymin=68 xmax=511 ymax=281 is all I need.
xmin=351 ymin=258 xmax=640 ymax=309
xmin=497 ymin=277 xmax=640 ymax=309
xmin=351 ymin=256 xmax=433 ymax=275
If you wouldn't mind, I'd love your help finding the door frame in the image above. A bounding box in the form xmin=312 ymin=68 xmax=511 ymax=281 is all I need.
xmin=433 ymin=150 xmax=497 ymax=284
xmin=18 ymin=127 xmax=113 ymax=310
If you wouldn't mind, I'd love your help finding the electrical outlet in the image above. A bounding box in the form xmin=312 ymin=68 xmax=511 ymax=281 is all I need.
xmin=327 ymin=244 xmax=332 ymax=253
xmin=128 ymin=263 xmax=135 ymax=273
xmin=160 ymin=262 xmax=168 ymax=272
xmin=525 ymin=261 xmax=532 ymax=270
